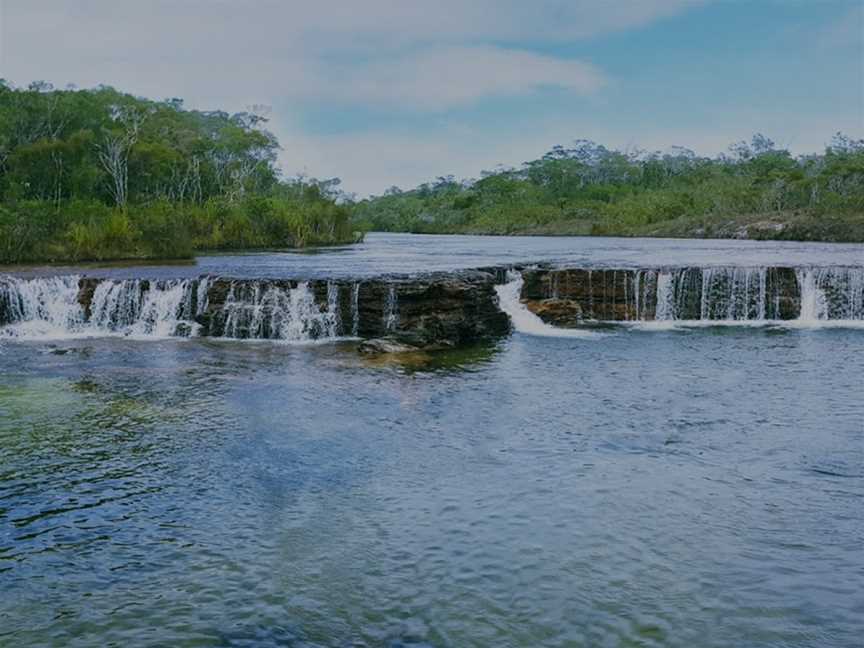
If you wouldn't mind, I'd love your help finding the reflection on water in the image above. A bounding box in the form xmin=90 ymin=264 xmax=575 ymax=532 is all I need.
xmin=1 ymin=331 xmax=863 ymax=647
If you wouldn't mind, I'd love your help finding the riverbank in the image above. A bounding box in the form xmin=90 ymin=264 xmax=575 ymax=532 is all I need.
xmin=458 ymin=209 xmax=864 ymax=243
xmin=360 ymin=208 xmax=864 ymax=243
xmin=350 ymin=135 xmax=864 ymax=243
xmin=0 ymin=198 xmax=363 ymax=264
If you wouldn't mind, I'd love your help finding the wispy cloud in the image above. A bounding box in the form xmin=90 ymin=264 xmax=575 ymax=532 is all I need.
xmin=319 ymin=46 xmax=605 ymax=110
xmin=0 ymin=0 xmax=688 ymax=110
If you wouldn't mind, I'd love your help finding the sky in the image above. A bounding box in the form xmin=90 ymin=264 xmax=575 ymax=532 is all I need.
xmin=0 ymin=0 xmax=862 ymax=196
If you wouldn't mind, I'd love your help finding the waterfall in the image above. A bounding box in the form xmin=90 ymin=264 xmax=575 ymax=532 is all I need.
xmin=0 ymin=275 xmax=85 ymax=337
xmin=495 ymin=271 xmax=600 ymax=338
xmin=196 ymin=276 xmax=211 ymax=316
xmin=383 ymin=284 xmax=399 ymax=332
xmin=134 ymin=281 xmax=199 ymax=337
xmin=326 ymin=282 xmax=341 ymax=335
xmin=0 ymin=276 xmax=204 ymax=339
xmin=217 ymin=281 xmax=341 ymax=342
xmin=650 ymin=267 xmax=790 ymax=322
xmin=88 ymin=279 xmax=201 ymax=337
xmin=655 ymin=272 xmax=676 ymax=321
xmin=797 ymin=269 xmax=828 ymax=322
xmin=3 ymin=265 xmax=863 ymax=342
xmin=351 ymin=282 xmax=361 ymax=337
xmin=520 ymin=266 xmax=864 ymax=329
xmin=0 ymin=274 xmax=350 ymax=343
xmin=796 ymin=267 xmax=864 ymax=322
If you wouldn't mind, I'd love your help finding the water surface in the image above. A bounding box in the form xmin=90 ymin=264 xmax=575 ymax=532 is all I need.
xmin=5 ymin=232 xmax=864 ymax=280
xmin=1 ymin=234 xmax=863 ymax=647
xmin=1 ymin=328 xmax=862 ymax=647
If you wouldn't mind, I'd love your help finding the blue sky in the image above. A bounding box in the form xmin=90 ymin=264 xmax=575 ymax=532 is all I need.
xmin=1 ymin=0 xmax=861 ymax=195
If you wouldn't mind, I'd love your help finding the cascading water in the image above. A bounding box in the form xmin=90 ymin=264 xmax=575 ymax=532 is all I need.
xmin=0 ymin=274 xmax=360 ymax=343
xmin=637 ymin=267 xmax=863 ymax=324
xmin=654 ymin=272 xmax=676 ymax=321
xmin=90 ymin=279 xmax=202 ymax=337
xmin=651 ymin=267 xmax=783 ymax=322
xmin=2 ymin=265 xmax=863 ymax=343
xmin=796 ymin=268 xmax=864 ymax=322
xmin=0 ymin=276 xmax=204 ymax=339
xmin=351 ymin=282 xmax=361 ymax=337
xmin=218 ymin=281 xmax=342 ymax=342
xmin=495 ymin=271 xmax=601 ymax=338
xmin=0 ymin=276 xmax=85 ymax=337
xmin=383 ymin=285 xmax=399 ymax=332
xmin=523 ymin=265 xmax=864 ymax=330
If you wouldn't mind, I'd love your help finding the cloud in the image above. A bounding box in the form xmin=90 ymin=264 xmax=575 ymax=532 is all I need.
xmin=0 ymin=0 xmax=727 ymax=195
xmin=320 ymin=46 xmax=605 ymax=110
xmin=2 ymin=1 xmax=704 ymax=53
xmin=0 ymin=0 xmax=688 ymax=111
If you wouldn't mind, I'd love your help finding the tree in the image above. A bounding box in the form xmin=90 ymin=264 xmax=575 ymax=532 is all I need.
xmin=97 ymin=105 xmax=147 ymax=207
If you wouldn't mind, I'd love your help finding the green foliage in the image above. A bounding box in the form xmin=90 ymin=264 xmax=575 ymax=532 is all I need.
xmin=0 ymin=82 xmax=363 ymax=263
xmin=352 ymin=133 xmax=864 ymax=242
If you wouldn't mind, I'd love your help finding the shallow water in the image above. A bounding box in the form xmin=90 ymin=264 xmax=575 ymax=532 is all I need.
xmin=2 ymin=327 xmax=863 ymax=647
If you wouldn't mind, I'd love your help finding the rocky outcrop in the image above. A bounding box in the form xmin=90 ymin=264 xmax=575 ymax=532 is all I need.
xmin=520 ymin=266 xmax=803 ymax=324
xmin=2 ymin=262 xmax=858 ymax=342
xmin=69 ymin=270 xmax=511 ymax=348
xmin=353 ymin=271 xmax=511 ymax=347
xmin=521 ymin=268 xmax=646 ymax=321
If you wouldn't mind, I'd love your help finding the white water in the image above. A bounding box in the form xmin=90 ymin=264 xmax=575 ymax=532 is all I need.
xmin=3 ymin=266 xmax=863 ymax=342
xmin=219 ymin=281 xmax=342 ymax=342
xmin=383 ymin=284 xmax=399 ymax=332
xmin=0 ymin=276 xmax=85 ymax=338
xmin=646 ymin=267 xmax=864 ymax=325
xmin=518 ymin=265 xmax=864 ymax=332
xmin=0 ymin=275 xmax=358 ymax=343
xmin=0 ymin=276 xmax=203 ymax=339
xmin=495 ymin=272 xmax=602 ymax=338
xmin=351 ymin=283 xmax=361 ymax=337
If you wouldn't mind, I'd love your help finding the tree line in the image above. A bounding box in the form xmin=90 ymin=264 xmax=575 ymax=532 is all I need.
xmin=351 ymin=133 xmax=864 ymax=241
xmin=0 ymin=81 xmax=359 ymax=263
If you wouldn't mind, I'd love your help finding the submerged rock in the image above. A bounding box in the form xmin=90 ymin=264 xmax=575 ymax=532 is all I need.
xmin=357 ymin=337 xmax=420 ymax=354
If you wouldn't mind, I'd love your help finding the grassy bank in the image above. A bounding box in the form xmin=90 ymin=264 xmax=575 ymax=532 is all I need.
xmin=0 ymin=196 xmax=361 ymax=264
xmin=351 ymin=135 xmax=864 ymax=243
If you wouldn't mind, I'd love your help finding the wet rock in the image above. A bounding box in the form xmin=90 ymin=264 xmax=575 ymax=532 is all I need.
xmin=521 ymin=268 xmax=643 ymax=321
xmin=521 ymin=266 xmax=804 ymax=323
xmin=77 ymin=278 xmax=101 ymax=318
xmin=358 ymin=338 xmax=420 ymax=354
xmin=173 ymin=322 xmax=195 ymax=338
xmin=353 ymin=270 xmax=511 ymax=345
xmin=196 ymin=270 xmax=511 ymax=347
xmin=524 ymin=298 xmax=584 ymax=327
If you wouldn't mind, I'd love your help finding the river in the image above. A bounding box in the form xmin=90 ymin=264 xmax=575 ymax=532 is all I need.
xmin=1 ymin=234 xmax=862 ymax=647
